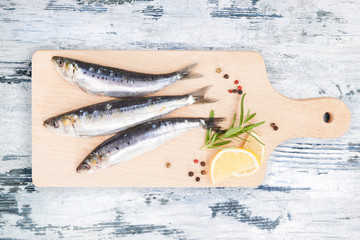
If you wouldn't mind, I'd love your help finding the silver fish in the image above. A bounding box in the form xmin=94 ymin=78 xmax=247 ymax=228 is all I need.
xmin=52 ymin=56 xmax=201 ymax=97
xmin=43 ymin=86 xmax=215 ymax=137
xmin=76 ymin=117 xmax=223 ymax=174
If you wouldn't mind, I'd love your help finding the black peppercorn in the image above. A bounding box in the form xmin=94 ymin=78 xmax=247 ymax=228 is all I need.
xmin=195 ymin=177 xmax=200 ymax=182
xmin=271 ymin=123 xmax=276 ymax=127
xmin=274 ymin=126 xmax=279 ymax=131
xmin=232 ymin=89 xmax=237 ymax=93
xmin=223 ymin=74 xmax=229 ymax=79
xmin=237 ymin=90 xmax=243 ymax=95
xmin=200 ymin=161 xmax=206 ymax=167
xmin=188 ymin=171 xmax=194 ymax=177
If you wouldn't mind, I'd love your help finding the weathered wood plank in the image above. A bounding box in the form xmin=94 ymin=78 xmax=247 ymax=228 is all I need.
xmin=0 ymin=0 xmax=359 ymax=239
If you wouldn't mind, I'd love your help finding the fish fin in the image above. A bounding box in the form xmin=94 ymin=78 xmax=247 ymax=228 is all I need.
xmin=190 ymin=86 xmax=217 ymax=104
xmin=202 ymin=117 xmax=225 ymax=129
xmin=177 ymin=63 xmax=203 ymax=80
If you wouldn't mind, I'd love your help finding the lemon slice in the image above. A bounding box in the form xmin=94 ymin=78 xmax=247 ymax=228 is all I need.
xmin=242 ymin=133 xmax=265 ymax=165
xmin=210 ymin=148 xmax=260 ymax=184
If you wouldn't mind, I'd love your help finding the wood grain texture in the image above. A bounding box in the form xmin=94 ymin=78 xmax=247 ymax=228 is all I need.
xmin=32 ymin=50 xmax=350 ymax=187
xmin=1 ymin=0 xmax=360 ymax=239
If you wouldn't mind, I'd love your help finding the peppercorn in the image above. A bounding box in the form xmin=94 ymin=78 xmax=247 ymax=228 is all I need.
xmin=201 ymin=170 xmax=206 ymax=175
xmin=216 ymin=68 xmax=222 ymax=73
xmin=232 ymin=89 xmax=237 ymax=93
xmin=195 ymin=177 xmax=200 ymax=182
xmin=166 ymin=162 xmax=171 ymax=168
xmin=237 ymin=85 xmax=242 ymax=90
xmin=234 ymin=80 xmax=239 ymax=84
xmin=237 ymin=90 xmax=243 ymax=95
xmin=194 ymin=159 xmax=199 ymax=164
xmin=188 ymin=171 xmax=194 ymax=177
xmin=274 ymin=126 xmax=279 ymax=131
xmin=223 ymin=74 xmax=229 ymax=79
xmin=228 ymin=89 xmax=232 ymax=93
xmin=271 ymin=123 xmax=276 ymax=127
xmin=200 ymin=161 xmax=206 ymax=167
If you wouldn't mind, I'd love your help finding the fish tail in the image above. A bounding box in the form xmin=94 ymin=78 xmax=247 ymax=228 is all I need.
xmin=190 ymin=86 xmax=217 ymax=104
xmin=202 ymin=117 xmax=225 ymax=130
xmin=178 ymin=63 xmax=203 ymax=80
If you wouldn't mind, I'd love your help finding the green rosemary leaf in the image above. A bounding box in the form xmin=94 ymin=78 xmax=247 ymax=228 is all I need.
xmin=230 ymin=113 xmax=236 ymax=129
xmin=234 ymin=136 xmax=247 ymax=141
xmin=247 ymin=129 xmax=257 ymax=134
xmin=209 ymin=110 xmax=214 ymax=119
xmin=218 ymin=136 xmax=243 ymax=143
xmin=229 ymin=137 xmax=242 ymax=143
xmin=244 ymin=109 xmax=250 ymax=123
xmin=246 ymin=131 xmax=265 ymax=145
xmin=212 ymin=140 xmax=232 ymax=147
xmin=222 ymin=126 xmax=242 ymax=138
xmin=206 ymin=110 xmax=215 ymax=143
xmin=206 ymin=128 xmax=211 ymax=143
xmin=225 ymin=131 xmax=246 ymax=139
xmin=239 ymin=93 xmax=246 ymax=127
xmin=207 ymin=130 xmax=211 ymax=142
xmin=209 ymin=145 xmax=235 ymax=150
xmin=202 ymin=94 xmax=265 ymax=150
xmin=244 ymin=113 xmax=256 ymax=123
xmin=242 ymin=121 xmax=265 ymax=131
xmin=210 ymin=132 xmax=218 ymax=146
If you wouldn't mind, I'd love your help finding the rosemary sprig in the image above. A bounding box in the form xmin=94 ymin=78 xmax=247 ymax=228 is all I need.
xmin=202 ymin=93 xmax=265 ymax=150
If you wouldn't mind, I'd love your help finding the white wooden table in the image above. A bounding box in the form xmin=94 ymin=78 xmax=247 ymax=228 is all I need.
xmin=1 ymin=0 xmax=359 ymax=239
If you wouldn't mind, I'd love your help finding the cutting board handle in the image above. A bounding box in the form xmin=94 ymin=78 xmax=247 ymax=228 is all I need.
xmin=285 ymin=97 xmax=351 ymax=139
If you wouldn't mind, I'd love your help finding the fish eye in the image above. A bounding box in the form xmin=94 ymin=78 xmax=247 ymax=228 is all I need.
xmin=44 ymin=118 xmax=59 ymax=128
xmin=77 ymin=163 xmax=90 ymax=172
xmin=82 ymin=164 xmax=90 ymax=170
xmin=58 ymin=59 xmax=64 ymax=67
xmin=51 ymin=120 xmax=59 ymax=128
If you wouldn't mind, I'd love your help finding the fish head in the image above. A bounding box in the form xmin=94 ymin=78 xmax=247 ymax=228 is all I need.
xmin=76 ymin=154 xmax=105 ymax=174
xmin=43 ymin=115 xmax=77 ymax=136
xmin=52 ymin=56 xmax=77 ymax=84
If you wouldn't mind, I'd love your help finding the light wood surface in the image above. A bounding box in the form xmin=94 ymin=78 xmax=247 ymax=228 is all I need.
xmin=31 ymin=50 xmax=351 ymax=187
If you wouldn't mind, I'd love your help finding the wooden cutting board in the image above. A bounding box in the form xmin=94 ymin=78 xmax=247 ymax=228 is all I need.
xmin=31 ymin=51 xmax=351 ymax=187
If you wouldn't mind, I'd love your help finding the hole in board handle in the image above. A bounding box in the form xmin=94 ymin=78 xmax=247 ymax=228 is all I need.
xmin=323 ymin=112 xmax=333 ymax=123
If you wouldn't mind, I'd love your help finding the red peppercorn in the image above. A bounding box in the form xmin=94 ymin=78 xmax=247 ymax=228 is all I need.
xmin=194 ymin=159 xmax=199 ymax=164
xmin=237 ymin=85 xmax=242 ymax=90
xmin=234 ymin=80 xmax=239 ymax=84
xmin=228 ymin=89 xmax=232 ymax=93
